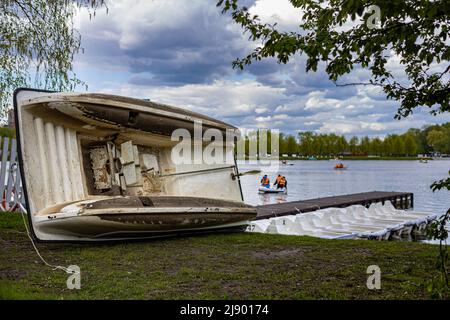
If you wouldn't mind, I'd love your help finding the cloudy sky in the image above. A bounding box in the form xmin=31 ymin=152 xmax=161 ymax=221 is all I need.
xmin=72 ymin=0 xmax=450 ymax=137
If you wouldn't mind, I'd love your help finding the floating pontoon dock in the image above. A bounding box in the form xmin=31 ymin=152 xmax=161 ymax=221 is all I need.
xmin=256 ymin=191 xmax=413 ymax=220
xmin=248 ymin=201 xmax=437 ymax=240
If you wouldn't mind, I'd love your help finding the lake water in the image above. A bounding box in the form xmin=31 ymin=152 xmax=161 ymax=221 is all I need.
xmin=238 ymin=160 xmax=450 ymax=216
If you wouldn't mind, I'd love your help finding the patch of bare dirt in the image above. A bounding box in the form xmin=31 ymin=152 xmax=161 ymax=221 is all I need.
xmin=252 ymin=248 xmax=307 ymax=260
xmin=0 ymin=268 xmax=26 ymax=280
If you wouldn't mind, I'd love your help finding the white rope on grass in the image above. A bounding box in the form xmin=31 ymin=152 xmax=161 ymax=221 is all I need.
xmin=20 ymin=210 xmax=76 ymax=275
xmin=9 ymin=162 xmax=78 ymax=276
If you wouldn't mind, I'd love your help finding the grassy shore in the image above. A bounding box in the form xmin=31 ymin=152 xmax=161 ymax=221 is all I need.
xmin=0 ymin=212 xmax=446 ymax=299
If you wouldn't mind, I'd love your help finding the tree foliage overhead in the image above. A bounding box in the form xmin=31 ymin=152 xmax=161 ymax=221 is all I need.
xmin=217 ymin=0 xmax=450 ymax=119
xmin=0 ymin=0 xmax=105 ymax=116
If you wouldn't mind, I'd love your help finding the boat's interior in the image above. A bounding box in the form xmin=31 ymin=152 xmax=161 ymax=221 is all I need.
xmin=16 ymin=91 xmax=244 ymax=217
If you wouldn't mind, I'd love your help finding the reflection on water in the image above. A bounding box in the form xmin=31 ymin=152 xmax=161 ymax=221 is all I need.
xmin=258 ymin=193 xmax=288 ymax=205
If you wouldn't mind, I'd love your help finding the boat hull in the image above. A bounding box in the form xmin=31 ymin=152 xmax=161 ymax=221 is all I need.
xmin=35 ymin=209 xmax=254 ymax=241
xmin=32 ymin=196 xmax=256 ymax=241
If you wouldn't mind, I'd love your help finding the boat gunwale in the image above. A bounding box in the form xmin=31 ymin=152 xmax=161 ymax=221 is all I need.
xmin=37 ymin=206 xmax=257 ymax=220
xmin=20 ymin=93 xmax=238 ymax=132
xmin=91 ymin=206 xmax=255 ymax=215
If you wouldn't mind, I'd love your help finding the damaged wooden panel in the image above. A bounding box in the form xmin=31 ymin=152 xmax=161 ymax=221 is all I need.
xmin=120 ymin=140 xmax=134 ymax=164
xmin=122 ymin=163 xmax=138 ymax=186
xmin=120 ymin=140 xmax=143 ymax=187
xmin=89 ymin=146 xmax=112 ymax=190
xmin=133 ymin=145 xmax=140 ymax=165
xmin=142 ymin=171 xmax=162 ymax=193
xmin=140 ymin=153 xmax=159 ymax=172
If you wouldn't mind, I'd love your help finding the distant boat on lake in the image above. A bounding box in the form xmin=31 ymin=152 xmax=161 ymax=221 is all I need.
xmin=334 ymin=163 xmax=347 ymax=170
xmin=281 ymin=160 xmax=294 ymax=165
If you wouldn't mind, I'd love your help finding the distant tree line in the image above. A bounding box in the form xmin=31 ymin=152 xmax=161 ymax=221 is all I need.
xmin=241 ymin=123 xmax=450 ymax=157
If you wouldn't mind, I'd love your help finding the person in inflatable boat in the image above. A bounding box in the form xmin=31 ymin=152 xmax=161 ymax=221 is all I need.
xmin=274 ymin=175 xmax=287 ymax=189
xmin=260 ymin=175 xmax=270 ymax=188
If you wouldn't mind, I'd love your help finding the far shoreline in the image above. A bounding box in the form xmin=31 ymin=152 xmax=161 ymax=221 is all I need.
xmin=238 ymin=156 xmax=438 ymax=161
xmin=283 ymin=156 xmax=435 ymax=161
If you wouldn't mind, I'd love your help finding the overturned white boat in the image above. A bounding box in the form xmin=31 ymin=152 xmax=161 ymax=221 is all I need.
xmin=14 ymin=88 xmax=256 ymax=241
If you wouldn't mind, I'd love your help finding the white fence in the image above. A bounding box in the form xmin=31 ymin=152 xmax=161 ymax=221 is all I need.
xmin=0 ymin=137 xmax=26 ymax=212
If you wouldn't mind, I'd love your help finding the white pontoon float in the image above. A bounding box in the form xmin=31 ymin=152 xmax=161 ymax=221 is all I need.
xmin=247 ymin=202 xmax=437 ymax=240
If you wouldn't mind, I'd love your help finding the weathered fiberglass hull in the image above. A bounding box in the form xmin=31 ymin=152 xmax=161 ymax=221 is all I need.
xmin=14 ymin=88 xmax=256 ymax=241
xmin=35 ymin=196 xmax=255 ymax=240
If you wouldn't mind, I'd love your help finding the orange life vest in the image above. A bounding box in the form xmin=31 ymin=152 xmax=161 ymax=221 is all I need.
xmin=278 ymin=176 xmax=286 ymax=186
xmin=261 ymin=177 xmax=270 ymax=185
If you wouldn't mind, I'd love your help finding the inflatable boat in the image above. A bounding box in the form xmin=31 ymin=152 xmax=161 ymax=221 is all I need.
xmin=258 ymin=186 xmax=287 ymax=194
xmin=14 ymin=88 xmax=256 ymax=241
